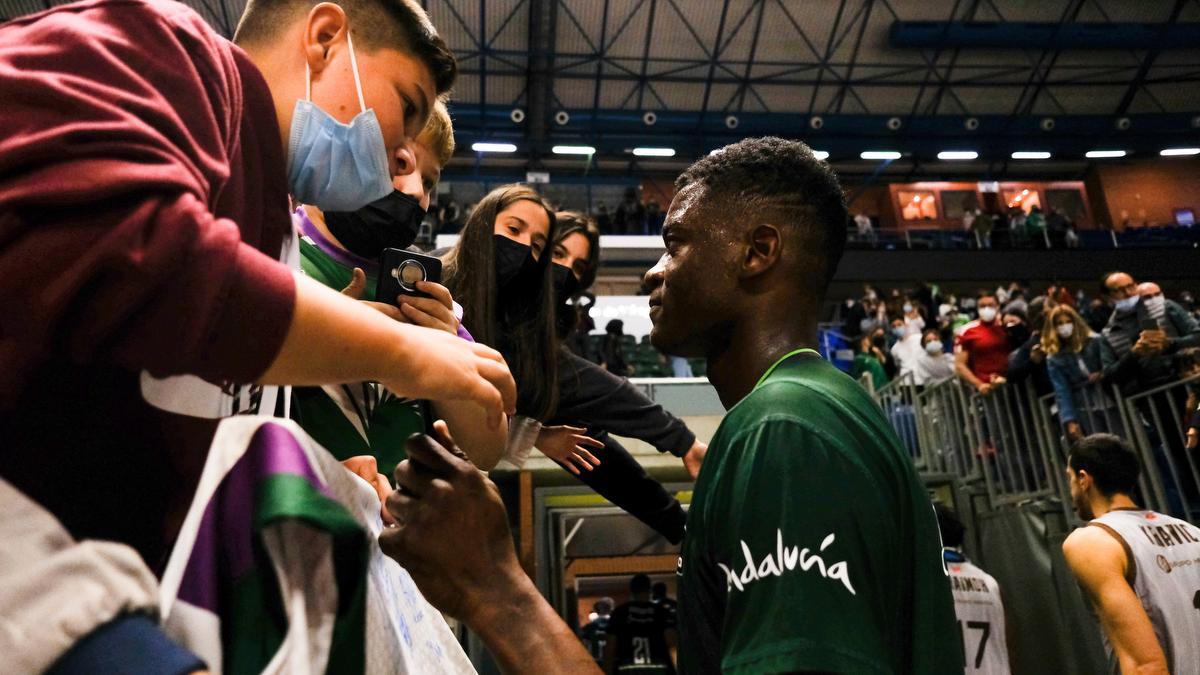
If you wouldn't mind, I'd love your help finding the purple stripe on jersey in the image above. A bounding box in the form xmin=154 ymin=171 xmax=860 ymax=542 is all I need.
xmin=295 ymin=206 xmax=379 ymax=275
xmin=176 ymin=423 xmax=328 ymax=611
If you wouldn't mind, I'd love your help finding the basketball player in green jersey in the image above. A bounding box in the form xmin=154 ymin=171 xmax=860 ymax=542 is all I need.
xmin=375 ymin=137 xmax=960 ymax=674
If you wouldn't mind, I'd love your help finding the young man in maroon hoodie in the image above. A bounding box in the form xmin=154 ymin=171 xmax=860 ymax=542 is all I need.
xmin=0 ymin=0 xmax=516 ymax=670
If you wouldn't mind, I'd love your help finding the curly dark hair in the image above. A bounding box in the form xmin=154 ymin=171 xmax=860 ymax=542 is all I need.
xmin=674 ymin=137 xmax=848 ymax=289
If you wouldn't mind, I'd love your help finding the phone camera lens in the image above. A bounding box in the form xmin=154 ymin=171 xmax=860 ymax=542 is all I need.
xmin=394 ymin=259 xmax=426 ymax=290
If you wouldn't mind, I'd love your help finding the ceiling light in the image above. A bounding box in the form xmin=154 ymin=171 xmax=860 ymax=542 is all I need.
xmin=1161 ymin=148 xmax=1200 ymax=157
xmin=1086 ymin=150 xmax=1126 ymax=158
xmin=471 ymin=142 xmax=517 ymax=153
xmin=552 ymin=145 xmax=595 ymax=155
xmin=632 ymin=147 xmax=675 ymax=157
xmin=937 ymin=150 xmax=978 ymax=160
xmin=860 ymin=151 xmax=901 ymax=160
xmin=1011 ymin=151 xmax=1051 ymax=160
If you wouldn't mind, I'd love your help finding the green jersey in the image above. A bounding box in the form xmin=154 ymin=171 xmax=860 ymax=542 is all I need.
xmin=291 ymin=236 xmax=426 ymax=469
xmin=678 ymin=350 xmax=960 ymax=674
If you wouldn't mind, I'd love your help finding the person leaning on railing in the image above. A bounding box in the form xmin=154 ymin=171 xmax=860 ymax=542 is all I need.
xmin=1042 ymin=305 xmax=1106 ymax=442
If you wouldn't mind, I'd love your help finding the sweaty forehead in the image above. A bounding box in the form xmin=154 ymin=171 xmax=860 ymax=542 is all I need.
xmin=665 ymin=183 xmax=720 ymax=237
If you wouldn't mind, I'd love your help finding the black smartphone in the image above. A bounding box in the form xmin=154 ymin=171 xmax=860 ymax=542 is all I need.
xmin=377 ymin=248 xmax=442 ymax=305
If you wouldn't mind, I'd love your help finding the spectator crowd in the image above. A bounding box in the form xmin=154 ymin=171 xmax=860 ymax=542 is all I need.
xmin=838 ymin=275 xmax=1200 ymax=443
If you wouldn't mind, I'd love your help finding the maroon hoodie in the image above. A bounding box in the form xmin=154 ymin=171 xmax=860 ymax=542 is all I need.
xmin=0 ymin=0 xmax=296 ymax=568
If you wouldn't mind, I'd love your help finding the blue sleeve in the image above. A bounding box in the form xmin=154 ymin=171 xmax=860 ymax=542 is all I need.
xmin=1047 ymin=360 xmax=1079 ymax=424
xmin=46 ymin=613 xmax=205 ymax=675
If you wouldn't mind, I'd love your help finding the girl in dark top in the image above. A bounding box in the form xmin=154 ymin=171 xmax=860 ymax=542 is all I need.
xmin=448 ymin=201 xmax=702 ymax=541
xmin=443 ymin=184 xmax=560 ymax=421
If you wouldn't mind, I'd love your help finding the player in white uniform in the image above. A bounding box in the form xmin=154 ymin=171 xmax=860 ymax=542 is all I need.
xmin=1063 ymin=433 xmax=1200 ymax=675
xmin=935 ymin=503 xmax=1012 ymax=675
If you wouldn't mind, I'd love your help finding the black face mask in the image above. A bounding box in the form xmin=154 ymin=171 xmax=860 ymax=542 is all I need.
xmin=494 ymin=235 xmax=541 ymax=291
xmin=553 ymin=264 xmax=583 ymax=336
xmin=552 ymin=263 xmax=582 ymax=301
xmin=1006 ymin=324 xmax=1031 ymax=345
xmin=323 ymin=190 xmax=426 ymax=260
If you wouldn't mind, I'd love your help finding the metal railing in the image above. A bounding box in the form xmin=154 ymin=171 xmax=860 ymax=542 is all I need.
xmin=972 ymin=380 xmax=1059 ymax=507
xmin=868 ymin=369 xmax=1200 ymax=520
xmin=1120 ymin=375 xmax=1200 ymax=522
xmin=875 ymin=373 xmax=920 ymax=464
xmin=913 ymin=378 xmax=983 ymax=481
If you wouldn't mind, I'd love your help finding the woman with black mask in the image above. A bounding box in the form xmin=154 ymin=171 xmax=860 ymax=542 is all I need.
xmin=443 ymin=185 xmax=601 ymax=468
xmin=448 ymin=199 xmax=700 ymax=542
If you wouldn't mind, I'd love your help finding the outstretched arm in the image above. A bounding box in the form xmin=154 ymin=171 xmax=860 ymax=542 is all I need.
xmin=379 ymin=423 xmax=600 ymax=675
xmin=1063 ymin=527 xmax=1168 ymax=675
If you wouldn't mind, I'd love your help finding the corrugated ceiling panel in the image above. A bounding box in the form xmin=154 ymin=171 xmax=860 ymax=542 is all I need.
xmin=1143 ymin=83 xmax=1200 ymax=113
xmin=454 ymin=73 xmax=480 ymax=103
xmin=1042 ymin=85 xmax=1127 ymax=114
xmin=1088 ymin=0 xmax=1177 ymax=22
xmin=851 ymin=85 xmax=920 ymax=114
xmin=645 ymin=1 xmax=712 ymax=61
xmin=751 ymin=1 xmax=824 ymax=63
xmin=645 ymin=81 xmax=707 ymax=111
xmin=945 ymin=86 xmax=1027 ymax=115
xmin=553 ymin=77 xmax=599 ymax=108
xmin=879 ymin=0 xmax=953 ymax=21
xmin=556 ymin=0 xmax=603 ymax=54
xmin=485 ymin=0 xmax=527 ymax=51
xmin=752 ymin=83 xmax=813 ymax=113
xmin=599 ymin=79 xmax=640 ymax=108
xmin=426 ymin=0 xmax=481 ymax=51
xmin=712 ymin=0 xmax=761 ymax=63
xmin=603 ymin=0 xmax=651 ymax=59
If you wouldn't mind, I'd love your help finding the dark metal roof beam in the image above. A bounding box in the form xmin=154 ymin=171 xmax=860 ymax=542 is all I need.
xmin=1114 ymin=0 xmax=1189 ymax=116
xmin=527 ymin=0 xmax=555 ymax=165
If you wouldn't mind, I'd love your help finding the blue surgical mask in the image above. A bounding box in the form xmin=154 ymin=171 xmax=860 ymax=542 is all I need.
xmin=287 ymin=32 xmax=393 ymax=211
xmin=1114 ymin=296 xmax=1140 ymax=314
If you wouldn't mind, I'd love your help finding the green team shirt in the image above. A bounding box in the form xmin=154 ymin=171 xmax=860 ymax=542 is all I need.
xmin=292 ymin=237 xmax=426 ymax=469
xmin=678 ymin=350 xmax=960 ymax=674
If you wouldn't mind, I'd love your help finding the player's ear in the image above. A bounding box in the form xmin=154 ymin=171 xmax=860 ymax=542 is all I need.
xmin=740 ymin=223 xmax=781 ymax=280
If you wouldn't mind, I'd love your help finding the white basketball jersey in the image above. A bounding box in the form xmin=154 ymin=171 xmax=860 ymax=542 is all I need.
xmin=1091 ymin=509 xmax=1200 ymax=674
xmin=947 ymin=557 xmax=1011 ymax=675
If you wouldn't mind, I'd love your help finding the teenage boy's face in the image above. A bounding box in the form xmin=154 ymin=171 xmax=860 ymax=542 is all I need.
xmin=393 ymin=134 xmax=441 ymax=210
xmin=313 ymin=42 xmax=435 ymax=177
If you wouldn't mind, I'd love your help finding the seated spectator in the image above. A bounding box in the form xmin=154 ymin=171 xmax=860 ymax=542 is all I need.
xmin=1042 ymin=305 xmax=1105 ymax=442
xmin=955 ymin=293 xmax=1012 ymax=394
xmin=914 ymin=330 xmax=956 ymax=386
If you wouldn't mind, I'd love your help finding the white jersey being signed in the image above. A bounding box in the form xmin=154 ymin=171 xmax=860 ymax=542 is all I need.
xmin=947 ymin=555 xmax=1010 ymax=675
xmin=1090 ymin=509 xmax=1200 ymax=674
